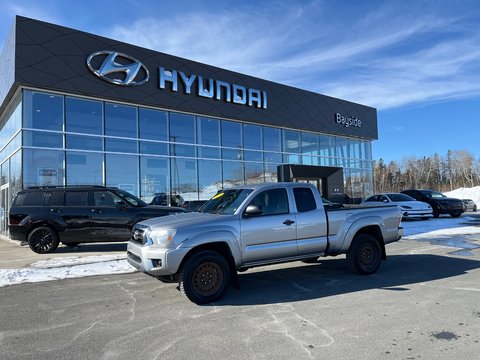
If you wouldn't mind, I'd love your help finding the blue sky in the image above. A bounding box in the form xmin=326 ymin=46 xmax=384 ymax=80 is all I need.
xmin=0 ymin=0 xmax=479 ymax=163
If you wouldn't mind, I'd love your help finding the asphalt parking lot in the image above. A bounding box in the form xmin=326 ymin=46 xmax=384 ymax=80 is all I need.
xmin=0 ymin=217 xmax=479 ymax=360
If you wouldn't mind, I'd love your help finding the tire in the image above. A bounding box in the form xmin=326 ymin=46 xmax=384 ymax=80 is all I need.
xmin=28 ymin=226 xmax=59 ymax=254
xmin=420 ymin=217 xmax=430 ymax=220
xmin=347 ymin=234 xmax=382 ymax=275
xmin=450 ymin=212 xmax=462 ymax=218
xmin=432 ymin=207 xmax=440 ymax=218
xmin=301 ymin=257 xmax=319 ymax=264
xmin=474 ymin=205 xmax=477 ymax=212
xmin=178 ymin=250 xmax=231 ymax=304
xmin=63 ymin=242 xmax=79 ymax=248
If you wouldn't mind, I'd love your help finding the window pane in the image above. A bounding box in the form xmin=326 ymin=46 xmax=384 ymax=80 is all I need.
xmin=222 ymin=161 xmax=243 ymax=187
xmin=65 ymin=191 xmax=88 ymax=206
xmin=197 ymin=117 xmax=220 ymax=146
xmin=198 ymin=146 xmax=220 ymax=159
xmin=198 ymin=159 xmax=222 ymax=200
xmin=243 ymin=124 xmax=262 ymax=150
xmin=66 ymin=152 xmax=103 ymax=185
xmin=170 ymin=144 xmax=195 ymax=157
xmin=264 ymin=152 xmax=282 ymax=163
xmin=23 ymin=91 xmax=63 ymax=131
xmin=250 ymin=188 xmax=289 ymax=215
xmin=106 ymin=154 xmax=139 ymax=196
xmin=23 ymin=130 xmax=63 ymax=148
xmin=244 ymin=150 xmax=262 ymax=162
xmin=301 ymin=132 xmax=318 ymax=155
xmin=105 ymin=138 xmax=137 ymax=153
xmin=105 ymin=103 xmax=137 ymax=137
xmin=9 ymin=150 xmax=22 ymax=201
xmin=170 ymin=112 xmax=195 ymax=143
xmin=221 ymin=120 xmax=241 ymax=148
xmin=264 ymin=163 xmax=279 ymax=182
xmin=23 ymin=149 xmax=65 ymax=187
xmin=171 ymin=158 xmax=197 ymax=201
xmin=66 ymin=135 xmax=103 ymax=151
xmin=319 ymin=135 xmax=336 ymax=157
xmin=283 ymin=130 xmax=301 ymax=153
xmin=1 ymin=162 xmax=8 ymax=186
xmin=335 ymin=137 xmax=349 ymax=159
xmin=293 ymin=188 xmax=316 ymax=212
xmin=140 ymin=141 xmax=168 ymax=156
xmin=139 ymin=108 xmax=167 ymax=141
xmin=245 ymin=162 xmax=264 ymax=184
xmin=140 ymin=157 xmax=169 ymax=201
xmin=222 ymin=148 xmax=242 ymax=160
xmin=66 ymin=97 xmax=102 ymax=135
xmin=263 ymin=127 xmax=281 ymax=152
xmin=283 ymin=154 xmax=300 ymax=163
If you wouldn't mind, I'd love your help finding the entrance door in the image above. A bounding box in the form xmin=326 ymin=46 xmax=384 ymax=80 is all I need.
xmin=1 ymin=185 xmax=9 ymax=235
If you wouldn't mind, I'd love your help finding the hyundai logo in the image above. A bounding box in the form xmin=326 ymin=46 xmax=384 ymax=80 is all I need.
xmin=86 ymin=51 xmax=149 ymax=86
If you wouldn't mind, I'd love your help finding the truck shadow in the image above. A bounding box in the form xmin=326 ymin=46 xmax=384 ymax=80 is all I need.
xmin=217 ymin=254 xmax=480 ymax=306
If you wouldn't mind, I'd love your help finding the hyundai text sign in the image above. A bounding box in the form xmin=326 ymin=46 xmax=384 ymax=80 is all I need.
xmin=335 ymin=113 xmax=362 ymax=128
xmin=86 ymin=51 xmax=267 ymax=109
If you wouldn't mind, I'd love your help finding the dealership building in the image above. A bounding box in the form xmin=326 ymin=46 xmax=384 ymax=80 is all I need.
xmin=0 ymin=16 xmax=378 ymax=236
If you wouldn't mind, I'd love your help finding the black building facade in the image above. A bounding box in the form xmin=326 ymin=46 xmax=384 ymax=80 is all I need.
xmin=0 ymin=16 xmax=378 ymax=236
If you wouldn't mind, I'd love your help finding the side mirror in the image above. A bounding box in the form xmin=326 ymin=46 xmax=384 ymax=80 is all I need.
xmin=383 ymin=199 xmax=389 ymax=203
xmin=115 ymin=201 xmax=128 ymax=209
xmin=244 ymin=204 xmax=263 ymax=217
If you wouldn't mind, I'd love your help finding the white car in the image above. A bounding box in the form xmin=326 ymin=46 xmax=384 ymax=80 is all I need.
xmin=362 ymin=193 xmax=433 ymax=220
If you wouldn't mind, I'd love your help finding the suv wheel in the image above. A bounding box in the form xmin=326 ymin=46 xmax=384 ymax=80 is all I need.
xmin=450 ymin=212 xmax=462 ymax=218
xmin=432 ymin=207 xmax=440 ymax=218
xmin=179 ymin=250 xmax=230 ymax=304
xmin=28 ymin=226 xmax=59 ymax=254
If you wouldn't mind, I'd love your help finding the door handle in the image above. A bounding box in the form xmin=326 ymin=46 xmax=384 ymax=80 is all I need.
xmin=91 ymin=209 xmax=102 ymax=214
xmin=50 ymin=208 xmax=61 ymax=213
xmin=283 ymin=220 xmax=295 ymax=226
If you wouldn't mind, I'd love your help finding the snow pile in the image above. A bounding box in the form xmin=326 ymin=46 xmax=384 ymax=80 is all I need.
xmin=444 ymin=186 xmax=480 ymax=205
xmin=0 ymin=255 xmax=135 ymax=288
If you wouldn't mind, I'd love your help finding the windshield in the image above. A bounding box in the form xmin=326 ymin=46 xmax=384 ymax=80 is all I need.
xmin=387 ymin=193 xmax=415 ymax=202
xmin=421 ymin=190 xmax=446 ymax=198
xmin=200 ymin=189 xmax=253 ymax=214
xmin=114 ymin=189 xmax=148 ymax=207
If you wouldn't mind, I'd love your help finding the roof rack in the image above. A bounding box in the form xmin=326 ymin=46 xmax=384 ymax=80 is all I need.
xmin=26 ymin=185 xmax=108 ymax=190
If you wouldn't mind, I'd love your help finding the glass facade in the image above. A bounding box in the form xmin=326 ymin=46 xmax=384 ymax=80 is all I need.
xmin=0 ymin=88 xmax=374 ymax=235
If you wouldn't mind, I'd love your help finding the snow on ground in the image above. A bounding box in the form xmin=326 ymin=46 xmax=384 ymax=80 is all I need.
xmin=1 ymin=214 xmax=480 ymax=289
xmin=0 ymin=255 xmax=135 ymax=288
xmin=444 ymin=186 xmax=480 ymax=205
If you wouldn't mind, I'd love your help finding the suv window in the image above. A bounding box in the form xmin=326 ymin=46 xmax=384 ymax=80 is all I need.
xmin=249 ymin=188 xmax=289 ymax=216
xmin=64 ymin=191 xmax=88 ymax=206
xmin=23 ymin=192 xmax=46 ymax=206
xmin=293 ymin=187 xmax=316 ymax=212
xmin=93 ymin=191 xmax=123 ymax=207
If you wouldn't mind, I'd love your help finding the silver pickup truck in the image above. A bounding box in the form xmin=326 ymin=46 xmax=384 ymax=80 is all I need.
xmin=127 ymin=183 xmax=403 ymax=304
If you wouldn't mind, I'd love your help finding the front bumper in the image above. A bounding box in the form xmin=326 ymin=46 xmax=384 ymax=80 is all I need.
xmin=127 ymin=240 xmax=190 ymax=276
xmin=401 ymin=210 xmax=433 ymax=218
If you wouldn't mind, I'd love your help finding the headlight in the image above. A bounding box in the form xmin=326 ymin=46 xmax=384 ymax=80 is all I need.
xmin=147 ymin=228 xmax=176 ymax=247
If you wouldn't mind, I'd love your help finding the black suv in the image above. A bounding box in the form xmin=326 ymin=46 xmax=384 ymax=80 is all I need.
xmin=9 ymin=186 xmax=186 ymax=254
xmin=401 ymin=189 xmax=464 ymax=218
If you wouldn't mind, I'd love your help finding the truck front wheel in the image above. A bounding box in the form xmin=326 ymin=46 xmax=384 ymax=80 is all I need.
xmin=347 ymin=234 xmax=382 ymax=275
xmin=178 ymin=250 xmax=231 ymax=304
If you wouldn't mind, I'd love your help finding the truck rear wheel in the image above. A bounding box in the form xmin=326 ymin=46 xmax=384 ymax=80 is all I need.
xmin=178 ymin=250 xmax=231 ymax=304
xmin=347 ymin=234 xmax=382 ymax=275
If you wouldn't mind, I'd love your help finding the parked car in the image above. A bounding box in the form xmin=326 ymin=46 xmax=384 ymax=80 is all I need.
xmin=462 ymin=199 xmax=477 ymax=212
xmin=9 ymin=186 xmax=186 ymax=254
xmin=128 ymin=183 xmax=403 ymax=304
xmin=401 ymin=189 xmax=464 ymax=218
xmin=150 ymin=192 xmax=185 ymax=207
xmin=362 ymin=193 xmax=433 ymax=220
